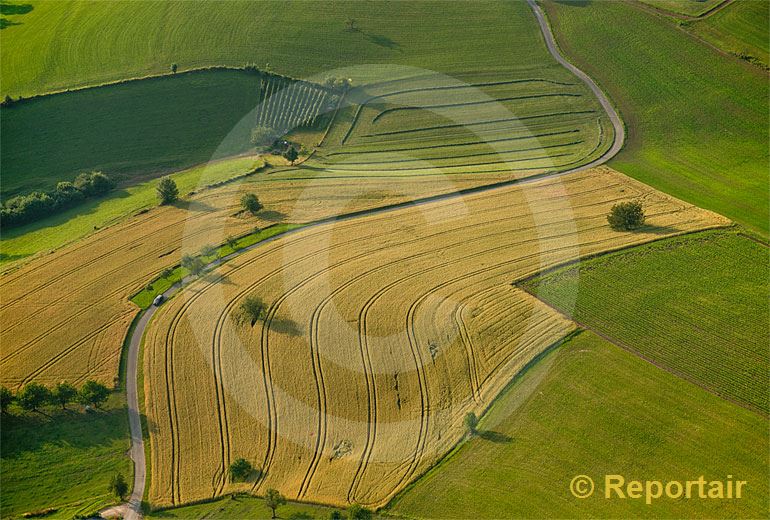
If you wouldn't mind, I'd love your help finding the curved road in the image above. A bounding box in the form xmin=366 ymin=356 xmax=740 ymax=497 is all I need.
xmin=119 ymin=3 xmax=626 ymax=517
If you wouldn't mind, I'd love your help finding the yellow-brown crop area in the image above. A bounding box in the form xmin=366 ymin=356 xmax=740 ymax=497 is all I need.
xmin=0 ymin=170 xmax=518 ymax=389
xmin=143 ymin=167 xmax=727 ymax=508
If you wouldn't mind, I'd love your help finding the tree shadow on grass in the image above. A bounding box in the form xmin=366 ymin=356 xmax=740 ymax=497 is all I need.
xmin=364 ymin=32 xmax=402 ymax=51
xmin=477 ymin=429 xmax=513 ymax=443
xmin=0 ymin=406 xmax=129 ymax=457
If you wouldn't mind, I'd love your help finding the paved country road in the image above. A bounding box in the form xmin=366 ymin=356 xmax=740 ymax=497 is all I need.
xmin=115 ymin=3 xmax=626 ymax=517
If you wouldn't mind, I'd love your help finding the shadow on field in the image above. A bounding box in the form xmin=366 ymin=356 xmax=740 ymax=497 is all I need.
xmin=555 ymin=0 xmax=591 ymax=6
xmin=640 ymin=223 xmax=682 ymax=235
xmin=0 ymin=406 xmax=128 ymax=457
xmin=0 ymin=1 xmax=32 ymax=30
xmin=0 ymin=2 xmax=33 ymax=15
xmin=270 ymin=316 xmax=303 ymax=336
xmin=258 ymin=209 xmax=286 ymax=222
xmin=477 ymin=430 xmax=513 ymax=443
xmin=364 ymin=32 xmax=402 ymax=51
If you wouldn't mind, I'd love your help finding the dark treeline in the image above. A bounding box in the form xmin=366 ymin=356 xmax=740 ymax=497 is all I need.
xmin=1 ymin=171 xmax=114 ymax=228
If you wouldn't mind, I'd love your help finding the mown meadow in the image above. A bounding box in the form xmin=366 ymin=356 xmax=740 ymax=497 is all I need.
xmin=2 ymin=0 xmax=567 ymax=97
xmin=390 ymin=331 xmax=769 ymax=518
xmin=522 ymin=230 xmax=769 ymax=414
xmin=542 ymin=0 xmax=769 ymax=236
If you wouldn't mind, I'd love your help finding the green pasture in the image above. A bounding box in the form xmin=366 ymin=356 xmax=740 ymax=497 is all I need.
xmin=390 ymin=331 xmax=769 ymax=518
xmin=690 ymin=0 xmax=769 ymax=66
xmin=0 ymin=155 xmax=263 ymax=267
xmin=638 ymin=0 xmax=725 ymax=17
xmin=522 ymin=230 xmax=769 ymax=414
xmin=4 ymin=0 xmax=573 ymax=97
xmin=0 ymin=393 xmax=132 ymax=519
xmin=1 ymin=69 xmax=265 ymax=197
xmin=543 ymin=0 xmax=769 ymax=236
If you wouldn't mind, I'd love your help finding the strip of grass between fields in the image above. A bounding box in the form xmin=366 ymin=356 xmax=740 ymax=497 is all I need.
xmin=130 ymin=223 xmax=304 ymax=309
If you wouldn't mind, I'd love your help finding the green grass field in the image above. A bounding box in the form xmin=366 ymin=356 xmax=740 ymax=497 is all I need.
xmin=522 ymin=230 xmax=769 ymax=414
xmin=148 ymin=495 xmax=348 ymax=520
xmin=0 ymin=393 xmax=132 ymax=519
xmin=690 ymin=0 xmax=769 ymax=66
xmin=0 ymin=69 xmax=266 ymax=197
xmin=543 ymin=0 xmax=769 ymax=236
xmin=638 ymin=0 xmax=725 ymax=17
xmin=390 ymin=331 xmax=769 ymax=518
xmin=3 ymin=0 xmax=586 ymax=97
xmin=0 ymin=155 xmax=263 ymax=266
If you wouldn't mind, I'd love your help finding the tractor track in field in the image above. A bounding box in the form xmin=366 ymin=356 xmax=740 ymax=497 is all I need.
xmin=119 ymin=0 xmax=626 ymax=513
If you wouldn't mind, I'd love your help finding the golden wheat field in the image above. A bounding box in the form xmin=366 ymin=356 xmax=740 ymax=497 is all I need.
xmin=142 ymin=167 xmax=727 ymax=508
xmin=0 ymin=166 xmax=521 ymax=389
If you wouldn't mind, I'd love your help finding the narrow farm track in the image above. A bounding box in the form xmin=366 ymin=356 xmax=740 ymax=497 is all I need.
xmin=142 ymin=166 xmax=726 ymax=509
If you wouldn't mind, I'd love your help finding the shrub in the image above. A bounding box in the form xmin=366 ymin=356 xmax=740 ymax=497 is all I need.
xmin=264 ymin=489 xmax=286 ymax=519
xmin=78 ymin=380 xmax=110 ymax=408
xmin=236 ymin=295 xmax=267 ymax=326
xmin=157 ymin=176 xmax=179 ymax=205
xmin=0 ymin=172 xmax=114 ymax=228
xmin=463 ymin=411 xmax=478 ymax=435
xmin=17 ymin=383 xmax=51 ymax=412
xmin=347 ymin=504 xmax=371 ymax=520
xmin=607 ymin=201 xmax=645 ymax=231
xmin=51 ymin=382 xmax=78 ymax=410
xmin=283 ymin=146 xmax=299 ymax=164
xmin=109 ymin=473 xmax=129 ymax=500
xmin=0 ymin=386 xmax=15 ymax=414
xmin=181 ymin=254 xmax=205 ymax=277
xmin=241 ymin=193 xmax=263 ymax=215
xmin=251 ymin=126 xmax=275 ymax=148
xmin=228 ymin=458 xmax=253 ymax=481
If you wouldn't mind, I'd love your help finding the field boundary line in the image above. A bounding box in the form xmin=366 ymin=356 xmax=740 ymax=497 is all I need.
xmin=514 ymin=227 xmax=768 ymax=419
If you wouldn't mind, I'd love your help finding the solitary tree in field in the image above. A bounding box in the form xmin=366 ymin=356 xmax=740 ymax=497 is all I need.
xmin=157 ymin=177 xmax=179 ymax=205
xmin=237 ymin=295 xmax=267 ymax=326
xmin=51 ymin=381 xmax=78 ymax=410
xmin=284 ymin=146 xmax=299 ymax=165
xmin=607 ymin=201 xmax=645 ymax=231
xmin=171 ymin=63 xmax=178 ymax=74
xmin=347 ymin=504 xmax=372 ymax=520
xmin=241 ymin=193 xmax=263 ymax=215
xmin=17 ymin=383 xmax=51 ymax=413
xmin=228 ymin=458 xmax=253 ymax=481
xmin=181 ymin=254 xmax=205 ymax=277
xmin=78 ymin=380 xmax=110 ymax=408
xmin=463 ymin=411 xmax=478 ymax=436
xmin=264 ymin=488 xmax=286 ymax=519
xmin=0 ymin=386 xmax=15 ymax=414
xmin=109 ymin=473 xmax=129 ymax=500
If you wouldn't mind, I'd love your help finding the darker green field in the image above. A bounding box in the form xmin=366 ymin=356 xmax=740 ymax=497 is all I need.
xmin=543 ymin=0 xmax=769 ymax=236
xmin=390 ymin=331 xmax=769 ymax=518
xmin=522 ymin=230 xmax=769 ymax=414
xmin=690 ymin=0 xmax=769 ymax=67
xmin=0 ymin=393 xmax=132 ymax=518
xmin=1 ymin=69 xmax=263 ymax=197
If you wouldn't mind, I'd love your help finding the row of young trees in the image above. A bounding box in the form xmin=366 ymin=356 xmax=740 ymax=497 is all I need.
xmin=0 ymin=171 xmax=114 ymax=228
xmin=0 ymin=380 xmax=111 ymax=414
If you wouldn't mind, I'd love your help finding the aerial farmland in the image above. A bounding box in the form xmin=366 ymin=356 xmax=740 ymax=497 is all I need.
xmin=0 ymin=1 xmax=767 ymax=519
